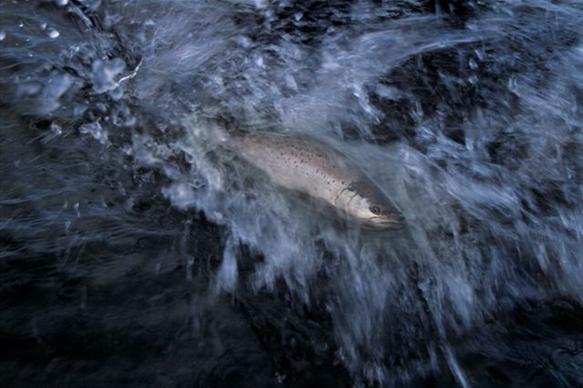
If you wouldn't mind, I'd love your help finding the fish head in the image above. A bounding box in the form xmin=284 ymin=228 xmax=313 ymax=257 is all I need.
xmin=342 ymin=180 xmax=404 ymax=229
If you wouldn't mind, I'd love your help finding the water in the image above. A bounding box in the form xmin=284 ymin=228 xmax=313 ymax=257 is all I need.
xmin=1 ymin=0 xmax=582 ymax=386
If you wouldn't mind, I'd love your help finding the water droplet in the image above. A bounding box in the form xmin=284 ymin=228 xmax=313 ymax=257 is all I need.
xmin=50 ymin=122 xmax=62 ymax=135
xmin=47 ymin=27 xmax=60 ymax=39
xmin=79 ymin=121 xmax=108 ymax=144
xmin=474 ymin=48 xmax=484 ymax=60
xmin=468 ymin=58 xmax=478 ymax=70
xmin=507 ymin=77 xmax=518 ymax=93
xmin=54 ymin=0 xmax=69 ymax=6
xmin=0 ymin=31 xmax=6 ymax=41
xmin=40 ymin=22 xmax=47 ymax=30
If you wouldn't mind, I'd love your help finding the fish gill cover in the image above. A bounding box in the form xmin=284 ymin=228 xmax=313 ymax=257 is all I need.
xmin=0 ymin=0 xmax=582 ymax=387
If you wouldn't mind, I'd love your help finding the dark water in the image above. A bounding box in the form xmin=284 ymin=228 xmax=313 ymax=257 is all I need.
xmin=1 ymin=0 xmax=583 ymax=386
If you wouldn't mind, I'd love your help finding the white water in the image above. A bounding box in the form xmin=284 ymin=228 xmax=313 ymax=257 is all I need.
xmin=1 ymin=0 xmax=582 ymax=385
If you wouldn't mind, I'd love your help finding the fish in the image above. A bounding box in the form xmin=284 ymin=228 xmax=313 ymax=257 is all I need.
xmin=222 ymin=130 xmax=404 ymax=229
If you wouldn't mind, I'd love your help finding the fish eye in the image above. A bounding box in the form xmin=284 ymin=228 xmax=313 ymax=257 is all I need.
xmin=369 ymin=205 xmax=381 ymax=215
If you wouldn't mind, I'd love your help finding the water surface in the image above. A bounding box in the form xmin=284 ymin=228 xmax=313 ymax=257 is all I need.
xmin=1 ymin=0 xmax=583 ymax=386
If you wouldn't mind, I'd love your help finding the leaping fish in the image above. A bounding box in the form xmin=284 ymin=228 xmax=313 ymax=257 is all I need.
xmin=222 ymin=130 xmax=404 ymax=229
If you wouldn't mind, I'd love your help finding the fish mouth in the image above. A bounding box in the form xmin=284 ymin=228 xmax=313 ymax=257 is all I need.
xmin=366 ymin=215 xmax=405 ymax=229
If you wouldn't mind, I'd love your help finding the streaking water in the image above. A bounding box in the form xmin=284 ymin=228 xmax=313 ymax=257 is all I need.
xmin=1 ymin=0 xmax=582 ymax=386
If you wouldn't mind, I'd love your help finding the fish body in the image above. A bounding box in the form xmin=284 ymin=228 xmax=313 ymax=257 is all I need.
xmin=224 ymin=131 xmax=404 ymax=229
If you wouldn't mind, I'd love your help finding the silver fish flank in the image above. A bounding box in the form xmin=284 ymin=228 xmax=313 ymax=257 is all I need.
xmin=223 ymin=131 xmax=404 ymax=229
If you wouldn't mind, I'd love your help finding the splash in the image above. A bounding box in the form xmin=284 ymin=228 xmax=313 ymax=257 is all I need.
xmin=1 ymin=0 xmax=582 ymax=385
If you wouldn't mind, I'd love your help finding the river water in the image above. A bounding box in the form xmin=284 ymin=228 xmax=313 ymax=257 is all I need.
xmin=1 ymin=0 xmax=582 ymax=386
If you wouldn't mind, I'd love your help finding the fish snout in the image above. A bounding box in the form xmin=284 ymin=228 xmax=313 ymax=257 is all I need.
xmin=382 ymin=209 xmax=405 ymax=223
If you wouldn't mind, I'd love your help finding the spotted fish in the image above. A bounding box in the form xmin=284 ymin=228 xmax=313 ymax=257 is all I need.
xmin=223 ymin=131 xmax=404 ymax=229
